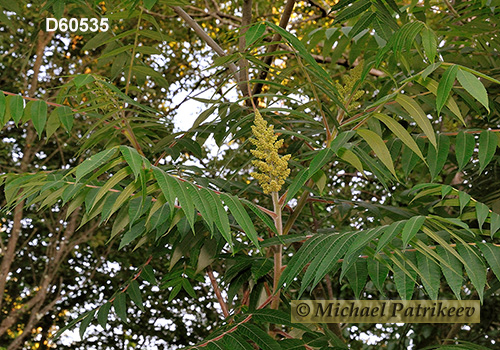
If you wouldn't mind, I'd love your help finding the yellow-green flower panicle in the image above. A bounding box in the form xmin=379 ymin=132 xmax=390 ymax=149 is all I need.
xmin=334 ymin=61 xmax=365 ymax=111
xmin=249 ymin=110 xmax=291 ymax=194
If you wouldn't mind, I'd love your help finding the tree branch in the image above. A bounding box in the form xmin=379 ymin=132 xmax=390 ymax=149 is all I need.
xmin=171 ymin=6 xmax=243 ymax=91
xmin=251 ymin=0 xmax=297 ymax=99
xmin=206 ymin=265 xmax=230 ymax=318
xmin=266 ymin=40 xmax=385 ymax=76
xmin=271 ymin=191 xmax=283 ymax=310
xmin=0 ymin=29 xmax=53 ymax=312
xmin=238 ymin=0 xmax=253 ymax=99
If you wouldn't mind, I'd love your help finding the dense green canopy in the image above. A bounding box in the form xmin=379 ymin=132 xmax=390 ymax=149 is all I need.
xmin=1 ymin=0 xmax=500 ymax=349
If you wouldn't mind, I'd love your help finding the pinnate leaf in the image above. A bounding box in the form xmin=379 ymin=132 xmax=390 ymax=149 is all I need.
xmin=436 ymin=246 xmax=463 ymax=300
xmin=436 ymin=65 xmax=458 ymax=115
xmin=97 ymin=302 xmax=111 ymax=328
xmin=357 ymin=129 xmax=397 ymax=178
xmin=221 ymin=193 xmax=260 ymax=249
xmin=455 ymin=131 xmax=475 ymax=171
xmin=113 ymin=293 xmax=127 ymax=322
xmin=127 ymin=280 xmax=144 ymax=311
xmin=396 ymin=94 xmax=436 ymax=148
xmin=402 ymin=216 xmax=426 ymax=247
xmin=456 ymin=244 xmax=486 ymax=303
xmin=75 ymin=148 xmax=118 ymax=182
xmin=478 ymin=130 xmax=497 ymax=173
xmin=32 ymin=100 xmax=47 ymax=138
xmin=457 ymin=69 xmax=489 ymax=112
xmin=245 ymin=22 xmax=266 ymax=48
xmin=9 ymin=95 xmax=24 ymax=124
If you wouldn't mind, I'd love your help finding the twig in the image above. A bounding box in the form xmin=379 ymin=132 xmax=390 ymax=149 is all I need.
xmin=107 ymin=255 xmax=153 ymax=304
xmin=294 ymin=49 xmax=332 ymax=141
xmin=0 ymin=29 xmax=53 ymax=314
xmin=442 ymin=0 xmax=463 ymax=22
xmin=441 ymin=272 xmax=493 ymax=345
xmin=283 ymin=179 xmax=313 ymax=235
xmin=238 ymin=0 xmax=253 ymax=99
xmin=252 ymin=0 xmax=297 ymax=99
xmin=196 ymin=315 xmax=253 ymax=348
xmin=267 ymin=41 xmax=385 ymax=76
xmin=206 ymin=265 xmax=230 ymax=318
xmin=272 ymin=330 xmax=315 ymax=349
xmin=171 ymin=6 xmax=242 ymax=87
xmin=271 ymin=191 xmax=283 ymax=310
xmin=125 ymin=9 xmax=142 ymax=95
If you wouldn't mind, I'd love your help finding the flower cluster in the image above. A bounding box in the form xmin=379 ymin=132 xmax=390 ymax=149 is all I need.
xmin=335 ymin=61 xmax=365 ymax=111
xmin=249 ymin=110 xmax=291 ymax=194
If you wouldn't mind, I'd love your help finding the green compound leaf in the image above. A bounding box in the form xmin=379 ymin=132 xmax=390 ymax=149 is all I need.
xmin=457 ymin=68 xmax=489 ymax=112
xmin=113 ymin=292 xmax=128 ymax=323
xmin=402 ymin=216 xmax=426 ymax=247
xmin=220 ymin=193 xmax=260 ymax=249
xmin=97 ymin=302 xmax=111 ymax=328
xmin=436 ymin=64 xmax=458 ymax=116
xmin=455 ymin=131 xmax=475 ymax=171
xmin=478 ymin=130 xmax=498 ymax=174
xmin=75 ymin=148 xmax=118 ymax=182
xmin=245 ymin=22 xmax=266 ymax=48
xmin=57 ymin=106 xmax=74 ymax=132
xmin=357 ymin=129 xmax=397 ymax=178
xmin=396 ymin=94 xmax=437 ymax=148
xmin=9 ymin=95 xmax=24 ymax=124
xmin=127 ymin=280 xmax=144 ymax=311
xmin=456 ymin=244 xmax=486 ymax=303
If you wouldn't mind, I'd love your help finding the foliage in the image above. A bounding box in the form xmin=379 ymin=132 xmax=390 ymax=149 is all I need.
xmin=2 ymin=0 xmax=500 ymax=349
